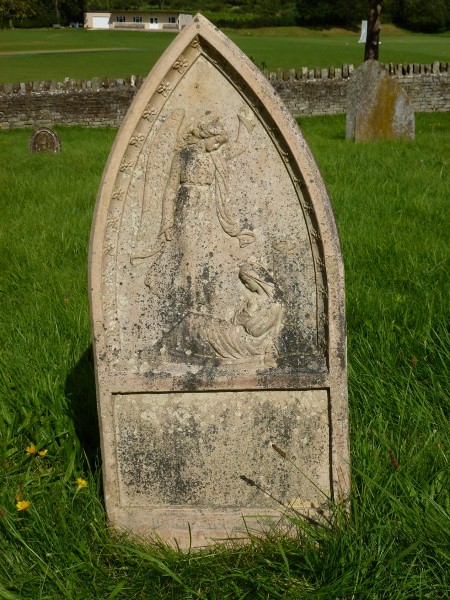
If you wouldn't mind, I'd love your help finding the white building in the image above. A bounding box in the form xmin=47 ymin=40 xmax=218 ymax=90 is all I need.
xmin=85 ymin=11 xmax=192 ymax=31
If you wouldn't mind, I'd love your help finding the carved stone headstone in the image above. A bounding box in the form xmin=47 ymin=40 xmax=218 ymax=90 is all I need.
xmin=29 ymin=127 xmax=61 ymax=153
xmin=90 ymin=14 xmax=349 ymax=548
xmin=346 ymin=60 xmax=415 ymax=141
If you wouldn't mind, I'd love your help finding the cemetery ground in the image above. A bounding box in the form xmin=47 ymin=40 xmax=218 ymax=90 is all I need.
xmin=0 ymin=25 xmax=449 ymax=82
xmin=0 ymin=112 xmax=448 ymax=598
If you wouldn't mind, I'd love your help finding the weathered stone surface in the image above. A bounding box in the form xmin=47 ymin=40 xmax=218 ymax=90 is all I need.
xmin=115 ymin=390 xmax=330 ymax=506
xmin=29 ymin=127 xmax=61 ymax=152
xmin=346 ymin=60 xmax=415 ymax=141
xmin=89 ymin=14 xmax=348 ymax=548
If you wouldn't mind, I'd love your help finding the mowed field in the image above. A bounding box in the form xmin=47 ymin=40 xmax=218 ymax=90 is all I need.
xmin=0 ymin=112 xmax=449 ymax=597
xmin=0 ymin=25 xmax=449 ymax=82
xmin=0 ymin=20 xmax=449 ymax=599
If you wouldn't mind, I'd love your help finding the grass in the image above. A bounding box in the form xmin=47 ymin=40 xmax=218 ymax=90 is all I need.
xmin=0 ymin=113 xmax=449 ymax=597
xmin=0 ymin=26 xmax=449 ymax=82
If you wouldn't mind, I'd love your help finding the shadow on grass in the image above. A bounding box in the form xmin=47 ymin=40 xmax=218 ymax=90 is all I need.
xmin=65 ymin=345 xmax=101 ymax=469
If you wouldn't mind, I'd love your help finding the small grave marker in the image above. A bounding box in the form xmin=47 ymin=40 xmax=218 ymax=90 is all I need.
xmin=29 ymin=127 xmax=61 ymax=153
xmin=90 ymin=14 xmax=349 ymax=548
xmin=346 ymin=60 xmax=415 ymax=141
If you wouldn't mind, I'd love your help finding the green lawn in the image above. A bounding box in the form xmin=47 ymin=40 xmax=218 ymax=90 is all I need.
xmin=0 ymin=113 xmax=448 ymax=597
xmin=0 ymin=26 xmax=449 ymax=82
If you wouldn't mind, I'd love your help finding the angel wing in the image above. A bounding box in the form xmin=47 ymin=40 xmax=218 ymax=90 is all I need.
xmin=130 ymin=108 xmax=185 ymax=265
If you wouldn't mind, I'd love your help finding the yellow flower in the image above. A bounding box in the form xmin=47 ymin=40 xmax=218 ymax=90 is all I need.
xmin=38 ymin=449 xmax=48 ymax=457
xmin=26 ymin=445 xmax=37 ymax=455
xmin=16 ymin=500 xmax=31 ymax=511
xmin=76 ymin=477 xmax=88 ymax=489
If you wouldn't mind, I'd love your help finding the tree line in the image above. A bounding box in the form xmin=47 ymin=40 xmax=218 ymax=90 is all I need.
xmin=295 ymin=0 xmax=450 ymax=33
xmin=1 ymin=0 xmax=449 ymax=32
xmin=0 ymin=1 xmax=85 ymax=27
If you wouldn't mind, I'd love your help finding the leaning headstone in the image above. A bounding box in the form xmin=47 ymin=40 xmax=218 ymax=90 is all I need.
xmin=90 ymin=14 xmax=349 ymax=548
xmin=346 ymin=60 xmax=415 ymax=141
xmin=29 ymin=127 xmax=61 ymax=153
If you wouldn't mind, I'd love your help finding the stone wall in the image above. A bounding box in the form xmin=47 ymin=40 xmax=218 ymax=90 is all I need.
xmin=0 ymin=63 xmax=448 ymax=129
xmin=0 ymin=76 xmax=144 ymax=130
xmin=269 ymin=61 xmax=449 ymax=117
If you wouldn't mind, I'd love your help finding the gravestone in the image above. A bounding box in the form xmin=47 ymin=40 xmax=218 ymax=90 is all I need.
xmin=29 ymin=127 xmax=61 ymax=153
xmin=346 ymin=60 xmax=415 ymax=141
xmin=358 ymin=20 xmax=368 ymax=44
xmin=90 ymin=14 xmax=349 ymax=548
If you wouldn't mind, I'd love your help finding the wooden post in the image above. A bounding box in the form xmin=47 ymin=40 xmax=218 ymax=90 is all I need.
xmin=364 ymin=1 xmax=383 ymax=61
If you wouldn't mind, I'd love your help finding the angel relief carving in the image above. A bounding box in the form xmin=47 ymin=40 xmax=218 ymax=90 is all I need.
xmin=127 ymin=106 xmax=290 ymax=365
xmin=154 ymin=110 xmax=256 ymax=251
xmin=130 ymin=107 xmax=273 ymax=364
xmin=154 ymin=262 xmax=284 ymax=367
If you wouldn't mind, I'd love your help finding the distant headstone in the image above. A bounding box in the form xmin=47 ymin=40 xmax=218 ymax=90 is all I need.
xmin=89 ymin=14 xmax=349 ymax=549
xmin=346 ymin=60 xmax=415 ymax=141
xmin=358 ymin=20 xmax=368 ymax=43
xmin=29 ymin=127 xmax=61 ymax=153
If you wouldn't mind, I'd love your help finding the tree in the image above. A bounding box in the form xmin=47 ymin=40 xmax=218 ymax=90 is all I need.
xmin=35 ymin=0 xmax=85 ymax=25
xmin=390 ymin=0 xmax=448 ymax=32
xmin=364 ymin=0 xmax=382 ymax=61
xmin=0 ymin=0 xmax=36 ymax=27
xmin=58 ymin=0 xmax=85 ymax=24
xmin=296 ymin=0 xmax=368 ymax=29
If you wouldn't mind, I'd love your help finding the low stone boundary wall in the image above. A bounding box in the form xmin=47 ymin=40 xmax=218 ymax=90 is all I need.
xmin=0 ymin=63 xmax=448 ymax=130
xmin=0 ymin=76 xmax=143 ymax=129
xmin=268 ymin=61 xmax=449 ymax=117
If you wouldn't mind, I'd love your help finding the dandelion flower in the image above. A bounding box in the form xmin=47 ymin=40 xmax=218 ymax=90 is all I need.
xmin=76 ymin=477 xmax=88 ymax=489
xmin=26 ymin=445 xmax=37 ymax=455
xmin=16 ymin=500 xmax=30 ymax=511
xmin=38 ymin=449 xmax=48 ymax=457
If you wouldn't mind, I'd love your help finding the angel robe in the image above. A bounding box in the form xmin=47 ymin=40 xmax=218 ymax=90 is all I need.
xmin=145 ymin=118 xmax=254 ymax=316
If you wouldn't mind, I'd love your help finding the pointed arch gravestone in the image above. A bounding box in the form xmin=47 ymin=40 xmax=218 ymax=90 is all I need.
xmin=89 ymin=15 xmax=349 ymax=548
